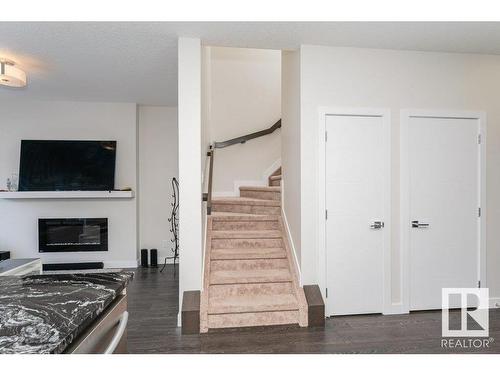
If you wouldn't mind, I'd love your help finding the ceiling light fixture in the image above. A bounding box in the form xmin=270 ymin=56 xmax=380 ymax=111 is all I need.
xmin=0 ymin=58 xmax=27 ymax=88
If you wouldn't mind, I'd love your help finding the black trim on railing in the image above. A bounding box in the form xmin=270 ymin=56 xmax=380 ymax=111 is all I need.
xmin=213 ymin=119 xmax=281 ymax=149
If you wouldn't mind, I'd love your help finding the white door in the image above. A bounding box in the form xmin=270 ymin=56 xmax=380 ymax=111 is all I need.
xmin=407 ymin=115 xmax=481 ymax=311
xmin=325 ymin=113 xmax=389 ymax=316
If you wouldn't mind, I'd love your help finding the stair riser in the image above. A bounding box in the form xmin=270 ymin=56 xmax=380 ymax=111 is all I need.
xmin=211 ymin=230 xmax=281 ymax=239
xmin=210 ymin=270 xmax=292 ymax=284
xmin=208 ymin=310 xmax=299 ymax=330
xmin=211 ymin=258 xmax=289 ymax=272
xmin=212 ymin=215 xmax=279 ymax=221
xmin=212 ymin=220 xmax=280 ymax=231
xmin=269 ymin=180 xmax=281 ymax=187
xmin=209 ymin=301 xmax=298 ymax=314
xmin=240 ymin=190 xmax=281 ymax=201
xmin=212 ymin=203 xmax=280 ymax=215
xmin=211 ymin=238 xmax=283 ymax=249
xmin=209 ymin=282 xmax=294 ymax=298
xmin=211 ymin=248 xmax=286 ymax=260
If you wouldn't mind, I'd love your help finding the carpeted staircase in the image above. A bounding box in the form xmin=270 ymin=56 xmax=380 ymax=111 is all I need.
xmin=200 ymin=169 xmax=308 ymax=332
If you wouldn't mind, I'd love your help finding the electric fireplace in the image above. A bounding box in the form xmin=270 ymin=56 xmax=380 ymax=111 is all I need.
xmin=38 ymin=218 xmax=108 ymax=252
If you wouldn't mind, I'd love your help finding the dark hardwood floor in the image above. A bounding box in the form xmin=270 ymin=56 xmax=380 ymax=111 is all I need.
xmin=126 ymin=266 xmax=500 ymax=354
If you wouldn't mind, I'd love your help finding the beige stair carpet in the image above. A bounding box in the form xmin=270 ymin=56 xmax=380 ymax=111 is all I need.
xmin=200 ymin=172 xmax=308 ymax=332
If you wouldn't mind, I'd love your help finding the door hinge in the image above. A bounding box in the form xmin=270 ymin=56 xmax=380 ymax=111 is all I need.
xmin=478 ymin=280 xmax=481 ymax=288
xmin=325 ymin=131 xmax=328 ymax=142
xmin=325 ymin=209 xmax=328 ymax=220
xmin=326 ymin=288 xmax=328 ymax=298
xmin=478 ymin=207 xmax=481 ymax=217
xmin=478 ymin=134 xmax=482 ymax=144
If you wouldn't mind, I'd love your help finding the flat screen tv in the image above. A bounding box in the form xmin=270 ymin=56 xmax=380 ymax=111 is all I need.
xmin=19 ymin=140 xmax=117 ymax=191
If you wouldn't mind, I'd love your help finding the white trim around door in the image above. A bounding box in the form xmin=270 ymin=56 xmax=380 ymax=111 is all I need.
xmin=318 ymin=107 xmax=392 ymax=316
xmin=400 ymin=109 xmax=487 ymax=313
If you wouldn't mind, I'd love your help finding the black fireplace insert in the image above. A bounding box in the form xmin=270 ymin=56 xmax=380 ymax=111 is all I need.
xmin=38 ymin=218 xmax=108 ymax=252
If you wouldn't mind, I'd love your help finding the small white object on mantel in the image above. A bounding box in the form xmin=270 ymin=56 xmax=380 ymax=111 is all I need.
xmin=0 ymin=191 xmax=134 ymax=199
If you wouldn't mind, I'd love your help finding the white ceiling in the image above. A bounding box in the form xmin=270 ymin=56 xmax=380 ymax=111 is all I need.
xmin=2 ymin=22 xmax=500 ymax=105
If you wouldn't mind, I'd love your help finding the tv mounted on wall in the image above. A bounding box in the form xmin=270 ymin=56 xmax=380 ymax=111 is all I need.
xmin=19 ymin=140 xmax=117 ymax=191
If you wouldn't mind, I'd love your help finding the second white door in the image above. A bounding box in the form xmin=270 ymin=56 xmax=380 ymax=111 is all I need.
xmin=405 ymin=114 xmax=481 ymax=311
xmin=325 ymin=113 xmax=389 ymax=316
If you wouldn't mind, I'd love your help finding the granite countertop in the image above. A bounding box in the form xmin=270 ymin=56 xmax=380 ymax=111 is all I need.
xmin=0 ymin=272 xmax=133 ymax=354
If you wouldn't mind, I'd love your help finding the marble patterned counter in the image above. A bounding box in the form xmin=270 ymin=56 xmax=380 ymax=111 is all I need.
xmin=0 ymin=272 xmax=133 ymax=354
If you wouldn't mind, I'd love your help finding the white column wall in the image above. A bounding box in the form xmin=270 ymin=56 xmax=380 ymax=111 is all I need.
xmin=178 ymin=37 xmax=202 ymax=323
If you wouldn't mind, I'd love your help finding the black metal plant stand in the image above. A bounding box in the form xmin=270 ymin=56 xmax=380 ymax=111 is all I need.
xmin=160 ymin=177 xmax=179 ymax=274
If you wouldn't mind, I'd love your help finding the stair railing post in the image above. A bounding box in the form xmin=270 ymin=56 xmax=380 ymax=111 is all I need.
xmin=206 ymin=146 xmax=214 ymax=216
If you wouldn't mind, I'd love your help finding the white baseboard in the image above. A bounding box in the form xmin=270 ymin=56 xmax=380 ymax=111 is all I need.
xmin=490 ymin=297 xmax=500 ymax=308
xmin=383 ymin=299 xmax=500 ymax=313
xmin=157 ymin=258 xmax=177 ymax=265
xmin=281 ymin=207 xmax=302 ymax=285
xmin=262 ymin=158 xmax=281 ymax=181
xmin=233 ymin=180 xmax=267 ymax=194
xmin=104 ymin=260 xmax=140 ymax=269
xmin=213 ymin=180 xmax=267 ymax=198
xmin=383 ymin=302 xmax=409 ymax=315
xmin=213 ymin=190 xmax=238 ymax=197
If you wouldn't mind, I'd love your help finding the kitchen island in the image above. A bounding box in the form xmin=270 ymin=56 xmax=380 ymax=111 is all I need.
xmin=0 ymin=272 xmax=133 ymax=354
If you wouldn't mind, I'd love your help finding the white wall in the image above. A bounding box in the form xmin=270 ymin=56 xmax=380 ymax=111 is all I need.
xmin=201 ymin=46 xmax=212 ymax=183
xmin=138 ymin=106 xmax=178 ymax=263
xmin=208 ymin=47 xmax=281 ymax=194
xmin=281 ymin=50 xmax=302 ymax=264
xmin=299 ymin=45 xmax=500 ymax=303
xmin=0 ymin=100 xmax=138 ymax=268
xmin=200 ymin=46 xmax=213 ymax=284
xmin=178 ymin=37 xmax=203 ymax=320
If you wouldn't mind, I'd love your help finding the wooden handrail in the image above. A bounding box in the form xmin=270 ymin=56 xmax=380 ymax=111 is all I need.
xmin=213 ymin=119 xmax=281 ymax=149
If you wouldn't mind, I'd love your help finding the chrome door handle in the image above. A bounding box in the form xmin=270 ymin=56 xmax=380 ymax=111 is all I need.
xmin=370 ymin=221 xmax=384 ymax=229
xmin=411 ymin=220 xmax=430 ymax=228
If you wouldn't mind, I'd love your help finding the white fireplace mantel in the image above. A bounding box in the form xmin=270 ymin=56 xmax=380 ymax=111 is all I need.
xmin=0 ymin=191 xmax=134 ymax=199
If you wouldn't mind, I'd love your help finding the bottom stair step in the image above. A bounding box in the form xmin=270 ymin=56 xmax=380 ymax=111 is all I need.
xmin=208 ymin=310 xmax=299 ymax=330
xmin=209 ymin=293 xmax=298 ymax=314
xmin=208 ymin=282 xmax=298 ymax=314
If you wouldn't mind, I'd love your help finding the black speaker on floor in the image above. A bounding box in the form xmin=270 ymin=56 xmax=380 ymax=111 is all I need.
xmin=150 ymin=249 xmax=158 ymax=268
xmin=141 ymin=249 xmax=148 ymax=267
